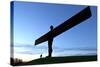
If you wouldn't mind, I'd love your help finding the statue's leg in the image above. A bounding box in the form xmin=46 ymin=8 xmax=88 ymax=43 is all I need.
xmin=48 ymin=42 xmax=51 ymax=57
xmin=48 ymin=40 xmax=53 ymax=57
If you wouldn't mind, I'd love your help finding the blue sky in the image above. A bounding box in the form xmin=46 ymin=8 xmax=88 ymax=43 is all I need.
xmin=12 ymin=1 xmax=97 ymax=60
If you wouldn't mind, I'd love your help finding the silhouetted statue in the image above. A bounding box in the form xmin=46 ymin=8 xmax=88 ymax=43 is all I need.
xmin=47 ymin=25 xmax=53 ymax=57
xmin=40 ymin=54 xmax=42 ymax=58
xmin=34 ymin=6 xmax=91 ymax=58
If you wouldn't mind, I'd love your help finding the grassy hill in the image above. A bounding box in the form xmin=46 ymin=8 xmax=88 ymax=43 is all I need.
xmin=14 ymin=55 xmax=97 ymax=66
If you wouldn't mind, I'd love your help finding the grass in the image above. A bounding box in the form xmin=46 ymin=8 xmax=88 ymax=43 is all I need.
xmin=14 ymin=55 xmax=97 ymax=66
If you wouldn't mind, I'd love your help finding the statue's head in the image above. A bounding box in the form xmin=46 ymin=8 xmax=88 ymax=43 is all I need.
xmin=50 ymin=25 xmax=53 ymax=30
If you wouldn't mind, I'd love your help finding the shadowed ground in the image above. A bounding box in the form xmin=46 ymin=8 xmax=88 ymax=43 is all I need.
xmin=14 ymin=55 xmax=97 ymax=66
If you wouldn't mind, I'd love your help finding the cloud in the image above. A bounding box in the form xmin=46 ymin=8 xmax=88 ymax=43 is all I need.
xmin=12 ymin=43 xmax=47 ymax=55
xmin=12 ymin=43 xmax=97 ymax=56
xmin=54 ymin=47 xmax=97 ymax=52
xmin=13 ymin=43 xmax=47 ymax=49
xmin=16 ymin=51 xmax=40 ymax=55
